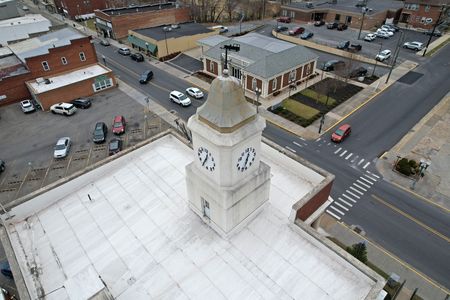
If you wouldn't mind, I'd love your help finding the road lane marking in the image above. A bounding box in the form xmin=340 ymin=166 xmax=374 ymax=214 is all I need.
xmin=343 ymin=194 xmax=357 ymax=203
xmin=350 ymin=186 xmax=364 ymax=195
xmin=339 ymin=150 xmax=348 ymax=157
xmin=360 ymin=176 xmax=374 ymax=185
xmin=40 ymin=160 xmax=53 ymax=189
xmin=326 ymin=210 xmax=341 ymax=220
xmin=345 ymin=153 xmax=353 ymax=160
xmin=364 ymin=174 xmax=378 ymax=182
xmin=293 ymin=141 xmax=303 ymax=147
xmin=334 ymin=147 xmax=342 ymax=154
xmin=338 ymin=197 xmax=353 ymax=207
xmin=299 ymin=137 xmax=305 ymax=141
xmin=64 ymin=155 xmax=74 ymax=177
xmin=372 ymin=194 xmax=450 ymax=243
xmin=334 ymin=201 xmax=349 ymax=211
xmin=14 ymin=165 xmax=31 ymax=199
xmin=285 ymin=146 xmax=296 ymax=153
xmin=363 ymin=162 xmax=371 ymax=169
xmin=85 ymin=147 xmax=93 ymax=167
xmin=329 ymin=205 xmax=345 ymax=215
xmin=337 ymin=222 xmax=450 ymax=294
xmin=346 ymin=190 xmax=360 ymax=199
xmin=356 ymin=179 xmax=371 ymax=188
xmin=353 ymin=183 xmax=368 ymax=192
xmin=358 ymin=158 xmax=365 ymax=165
xmin=366 ymin=171 xmax=380 ymax=178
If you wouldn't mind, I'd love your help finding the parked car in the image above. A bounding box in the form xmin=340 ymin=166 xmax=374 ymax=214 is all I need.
xmin=99 ymin=39 xmax=110 ymax=46
xmin=364 ymin=33 xmax=376 ymax=41
xmin=112 ymin=115 xmax=126 ymax=135
xmin=50 ymin=102 xmax=77 ymax=116
xmin=277 ymin=16 xmax=291 ymax=23
xmin=424 ymin=29 xmax=442 ymax=37
xmin=53 ymin=137 xmax=71 ymax=159
xmin=337 ymin=40 xmax=350 ymax=50
xmin=403 ymin=41 xmax=424 ymax=51
xmin=314 ymin=20 xmax=325 ymax=26
xmin=108 ymin=138 xmax=123 ymax=155
xmin=375 ymin=31 xmax=390 ymax=39
xmin=0 ymin=262 xmax=12 ymax=279
xmin=384 ymin=23 xmax=399 ymax=31
xmin=169 ymin=91 xmax=192 ymax=106
xmin=349 ymin=67 xmax=368 ymax=78
xmin=139 ymin=70 xmax=154 ymax=84
xmin=327 ymin=22 xmax=339 ymax=29
xmin=381 ymin=25 xmax=395 ymax=33
xmin=349 ymin=43 xmax=362 ymax=52
xmin=322 ymin=60 xmax=345 ymax=71
xmin=288 ymin=26 xmax=305 ymax=35
xmin=337 ymin=23 xmax=348 ymax=31
xmin=71 ymin=98 xmax=91 ymax=109
xmin=275 ymin=25 xmax=288 ymax=32
xmin=20 ymin=99 xmax=35 ymax=113
xmin=130 ymin=53 xmax=144 ymax=62
xmin=300 ymin=32 xmax=314 ymax=40
xmin=186 ymin=87 xmax=204 ymax=99
xmin=0 ymin=160 xmax=5 ymax=173
xmin=118 ymin=47 xmax=131 ymax=55
xmin=93 ymin=122 xmax=108 ymax=144
xmin=376 ymin=49 xmax=392 ymax=61
xmin=219 ymin=27 xmax=229 ymax=34
xmin=376 ymin=29 xmax=393 ymax=37
xmin=331 ymin=124 xmax=351 ymax=143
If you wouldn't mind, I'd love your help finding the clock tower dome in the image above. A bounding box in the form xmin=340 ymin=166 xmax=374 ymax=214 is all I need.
xmin=185 ymin=69 xmax=271 ymax=238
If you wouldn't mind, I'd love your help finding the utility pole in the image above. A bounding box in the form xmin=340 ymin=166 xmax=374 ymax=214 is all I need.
xmin=422 ymin=5 xmax=446 ymax=56
xmin=357 ymin=7 xmax=368 ymax=40
xmin=385 ymin=31 xmax=404 ymax=84
xmin=371 ymin=41 xmax=383 ymax=77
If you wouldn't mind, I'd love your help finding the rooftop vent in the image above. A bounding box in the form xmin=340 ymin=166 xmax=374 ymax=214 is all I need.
xmin=44 ymin=78 xmax=51 ymax=84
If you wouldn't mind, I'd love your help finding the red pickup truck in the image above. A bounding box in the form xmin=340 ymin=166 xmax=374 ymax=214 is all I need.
xmin=277 ymin=16 xmax=291 ymax=23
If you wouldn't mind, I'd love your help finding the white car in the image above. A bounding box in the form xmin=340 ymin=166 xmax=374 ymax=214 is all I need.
xmin=376 ymin=49 xmax=392 ymax=61
xmin=381 ymin=25 xmax=395 ymax=33
xmin=375 ymin=31 xmax=390 ymax=39
xmin=50 ymin=102 xmax=77 ymax=116
xmin=403 ymin=41 xmax=424 ymax=51
xmin=170 ymin=91 xmax=191 ymax=106
xmin=364 ymin=33 xmax=376 ymax=41
xmin=186 ymin=87 xmax=204 ymax=99
xmin=54 ymin=137 xmax=71 ymax=158
xmin=20 ymin=100 xmax=35 ymax=113
xmin=376 ymin=29 xmax=394 ymax=37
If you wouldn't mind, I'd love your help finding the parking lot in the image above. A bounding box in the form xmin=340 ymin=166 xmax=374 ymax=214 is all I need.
xmin=0 ymin=89 xmax=170 ymax=206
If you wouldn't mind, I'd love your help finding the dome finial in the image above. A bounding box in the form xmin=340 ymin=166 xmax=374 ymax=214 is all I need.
xmin=223 ymin=69 xmax=229 ymax=76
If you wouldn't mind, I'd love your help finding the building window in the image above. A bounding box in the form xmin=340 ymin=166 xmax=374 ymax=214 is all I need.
xmin=289 ymin=70 xmax=296 ymax=82
xmin=421 ymin=17 xmax=426 ymax=23
xmin=210 ymin=61 xmax=214 ymax=73
xmin=282 ymin=9 xmax=287 ymax=17
xmin=61 ymin=57 xmax=68 ymax=65
xmin=425 ymin=5 xmax=430 ymax=12
xmin=79 ymin=52 xmax=86 ymax=61
xmin=335 ymin=14 xmax=341 ymax=21
xmin=272 ymin=78 xmax=277 ymax=90
xmin=93 ymin=78 xmax=113 ymax=92
xmin=405 ymin=3 xmax=419 ymax=11
xmin=42 ymin=61 xmax=50 ymax=71
xmin=415 ymin=15 xmax=421 ymax=22
xmin=290 ymin=11 xmax=295 ymax=19
xmin=252 ymin=78 xmax=257 ymax=90
xmin=231 ymin=66 xmax=241 ymax=79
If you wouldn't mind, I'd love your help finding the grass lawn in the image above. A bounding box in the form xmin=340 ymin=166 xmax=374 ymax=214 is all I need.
xmin=84 ymin=19 xmax=96 ymax=31
xmin=301 ymin=89 xmax=337 ymax=106
xmin=283 ymin=99 xmax=320 ymax=120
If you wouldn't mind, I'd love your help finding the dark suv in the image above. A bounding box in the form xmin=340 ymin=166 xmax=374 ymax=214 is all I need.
xmin=139 ymin=70 xmax=154 ymax=84
xmin=131 ymin=53 xmax=144 ymax=62
xmin=323 ymin=60 xmax=345 ymax=71
xmin=93 ymin=122 xmax=108 ymax=144
xmin=0 ymin=160 xmax=5 ymax=173
xmin=337 ymin=41 xmax=350 ymax=50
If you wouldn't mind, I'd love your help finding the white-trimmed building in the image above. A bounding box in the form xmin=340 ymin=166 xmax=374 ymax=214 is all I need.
xmin=198 ymin=33 xmax=318 ymax=100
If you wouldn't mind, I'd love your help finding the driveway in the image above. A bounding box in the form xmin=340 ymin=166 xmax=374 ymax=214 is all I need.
xmin=167 ymin=54 xmax=203 ymax=74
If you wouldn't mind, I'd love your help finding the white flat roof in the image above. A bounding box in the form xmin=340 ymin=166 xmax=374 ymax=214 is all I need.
xmin=27 ymin=64 xmax=110 ymax=94
xmin=6 ymin=134 xmax=378 ymax=300
xmin=0 ymin=14 xmax=51 ymax=45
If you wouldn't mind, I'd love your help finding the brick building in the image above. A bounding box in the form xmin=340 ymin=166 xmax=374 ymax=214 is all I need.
xmin=400 ymin=0 xmax=449 ymax=29
xmin=199 ymin=33 xmax=318 ymax=101
xmin=95 ymin=2 xmax=191 ymax=40
xmin=0 ymin=27 xmax=115 ymax=109
xmin=280 ymin=0 xmax=403 ymax=30
xmin=56 ymin=0 xmax=108 ymax=20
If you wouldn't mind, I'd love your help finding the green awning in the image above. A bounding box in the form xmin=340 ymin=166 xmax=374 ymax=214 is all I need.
xmin=128 ymin=35 xmax=157 ymax=54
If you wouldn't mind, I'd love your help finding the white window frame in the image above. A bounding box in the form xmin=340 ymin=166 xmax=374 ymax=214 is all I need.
xmin=210 ymin=60 xmax=214 ymax=73
xmin=92 ymin=78 xmax=113 ymax=92
xmin=61 ymin=57 xmax=68 ymax=65
xmin=290 ymin=11 xmax=295 ymax=19
xmin=282 ymin=10 xmax=287 ymax=17
xmin=289 ymin=70 xmax=296 ymax=82
xmin=79 ymin=52 xmax=86 ymax=61
xmin=272 ymin=78 xmax=277 ymax=90
xmin=42 ymin=61 xmax=50 ymax=71
xmin=252 ymin=78 xmax=257 ymax=90
xmin=425 ymin=5 xmax=430 ymax=12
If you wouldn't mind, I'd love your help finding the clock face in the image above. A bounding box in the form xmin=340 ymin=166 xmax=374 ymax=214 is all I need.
xmin=197 ymin=147 xmax=216 ymax=171
xmin=236 ymin=147 xmax=256 ymax=172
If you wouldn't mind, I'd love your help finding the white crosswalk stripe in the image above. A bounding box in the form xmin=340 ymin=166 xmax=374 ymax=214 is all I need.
xmin=334 ymin=147 xmax=342 ymax=154
xmin=358 ymin=158 xmax=365 ymax=165
xmin=299 ymin=137 xmax=305 ymax=141
xmin=343 ymin=193 xmax=357 ymax=203
xmin=364 ymin=174 xmax=378 ymax=182
xmin=346 ymin=190 xmax=361 ymax=199
xmin=329 ymin=205 xmax=345 ymax=215
xmin=363 ymin=162 xmax=371 ymax=169
xmin=339 ymin=150 xmax=348 ymax=157
xmin=326 ymin=210 xmax=341 ymax=220
xmin=360 ymin=176 xmax=374 ymax=185
xmin=338 ymin=197 xmax=353 ymax=207
xmin=293 ymin=141 xmax=303 ymax=147
xmin=334 ymin=201 xmax=349 ymax=211
xmin=345 ymin=153 xmax=353 ymax=160
xmin=285 ymin=146 xmax=296 ymax=153
xmin=350 ymin=186 xmax=364 ymax=195
xmin=366 ymin=171 xmax=380 ymax=179
xmin=353 ymin=183 xmax=367 ymax=192
xmin=356 ymin=179 xmax=371 ymax=188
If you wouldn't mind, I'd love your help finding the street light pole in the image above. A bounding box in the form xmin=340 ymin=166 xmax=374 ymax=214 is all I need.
xmin=163 ymin=30 xmax=169 ymax=57
xmin=385 ymin=30 xmax=404 ymax=84
xmin=318 ymin=93 xmax=329 ymax=134
xmin=371 ymin=41 xmax=383 ymax=77
xmin=410 ymin=159 xmax=430 ymax=190
xmin=357 ymin=7 xmax=368 ymax=40
xmin=254 ymin=87 xmax=261 ymax=113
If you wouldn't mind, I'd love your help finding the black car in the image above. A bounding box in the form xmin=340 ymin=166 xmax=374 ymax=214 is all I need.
xmin=71 ymin=98 xmax=91 ymax=109
xmin=337 ymin=23 xmax=348 ymax=31
xmin=349 ymin=43 xmax=362 ymax=52
xmin=322 ymin=60 xmax=345 ymax=71
xmin=139 ymin=70 xmax=154 ymax=84
xmin=275 ymin=25 xmax=288 ymax=32
xmin=0 ymin=160 xmax=5 ymax=173
xmin=327 ymin=22 xmax=338 ymax=29
xmin=424 ymin=29 xmax=442 ymax=37
xmin=131 ymin=53 xmax=144 ymax=62
xmin=109 ymin=138 xmax=123 ymax=155
xmin=93 ymin=122 xmax=108 ymax=144
xmin=314 ymin=20 xmax=325 ymax=26
xmin=349 ymin=67 xmax=368 ymax=78
xmin=0 ymin=262 xmax=12 ymax=279
xmin=337 ymin=40 xmax=350 ymax=50
xmin=300 ymin=32 xmax=314 ymax=40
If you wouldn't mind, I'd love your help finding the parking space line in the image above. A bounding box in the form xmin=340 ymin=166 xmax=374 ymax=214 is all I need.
xmin=85 ymin=147 xmax=93 ymax=167
xmin=40 ymin=159 xmax=53 ymax=189
xmin=14 ymin=166 xmax=31 ymax=199
xmin=0 ymin=160 xmax=15 ymax=186
xmin=64 ymin=155 xmax=74 ymax=177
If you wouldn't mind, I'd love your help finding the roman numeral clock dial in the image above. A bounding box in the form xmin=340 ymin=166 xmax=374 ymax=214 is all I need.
xmin=237 ymin=147 xmax=256 ymax=172
xmin=197 ymin=147 xmax=216 ymax=171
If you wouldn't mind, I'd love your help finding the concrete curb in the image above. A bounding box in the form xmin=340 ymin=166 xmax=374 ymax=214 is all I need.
xmin=416 ymin=33 xmax=450 ymax=56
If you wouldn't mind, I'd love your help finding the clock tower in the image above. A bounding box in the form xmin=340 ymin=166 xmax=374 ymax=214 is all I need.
xmin=185 ymin=70 xmax=271 ymax=238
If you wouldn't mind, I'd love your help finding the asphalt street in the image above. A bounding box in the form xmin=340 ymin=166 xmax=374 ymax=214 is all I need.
xmin=95 ymin=40 xmax=450 ymax=290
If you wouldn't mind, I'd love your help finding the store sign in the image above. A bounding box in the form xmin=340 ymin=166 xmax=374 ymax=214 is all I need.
xmin=95 ymin=75 xmax=108 ymax=82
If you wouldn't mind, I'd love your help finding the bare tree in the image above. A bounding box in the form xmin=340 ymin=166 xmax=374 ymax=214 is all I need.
xmin=224 ymin=0 xmax=239 ymax=22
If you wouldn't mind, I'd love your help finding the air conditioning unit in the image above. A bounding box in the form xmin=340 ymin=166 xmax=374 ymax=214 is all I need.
xmin=35 ymin=77 xmax=45 ymax=85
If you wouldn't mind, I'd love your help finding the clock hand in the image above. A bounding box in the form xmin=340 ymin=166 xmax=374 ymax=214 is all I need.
xmin=202 ymin=154 xmax=208 ymax=166
xmin=244 ymin=152 xmax=250 ymax=166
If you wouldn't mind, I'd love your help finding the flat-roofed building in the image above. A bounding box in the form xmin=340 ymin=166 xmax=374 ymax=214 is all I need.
xmin=0 ymin=14 xmax=52 ymax=45
xmin=0 ymin=0 xmax=20 ymax=20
